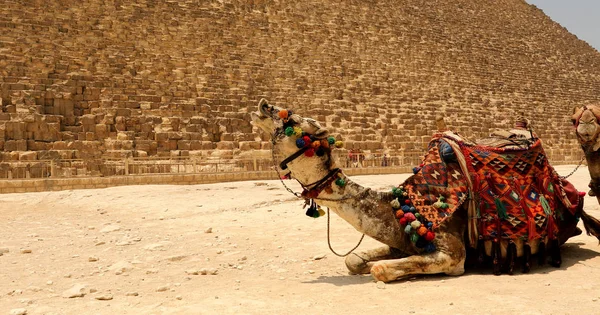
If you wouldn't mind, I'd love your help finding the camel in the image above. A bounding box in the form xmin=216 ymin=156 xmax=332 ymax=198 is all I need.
xmin=572 ymin=105 xmax=600 ymax=198
xmin=252 ymin=99 xmax=600 ymax=282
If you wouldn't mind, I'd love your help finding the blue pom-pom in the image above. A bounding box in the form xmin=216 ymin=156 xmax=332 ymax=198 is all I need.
xmin=424 ymin=243 xmax=436 ymax=253
xmin=427 ymin=222 xmax=433 ymax=228
xmin=296 ymin=139 xmax=306 ymax=148
xmin=409 ymin=206 xmax=416 ymax=212
xmin=413 ymin=167 xmax=421 ymax=174
xmin=401 ymin=205 xmax=411 ymax=212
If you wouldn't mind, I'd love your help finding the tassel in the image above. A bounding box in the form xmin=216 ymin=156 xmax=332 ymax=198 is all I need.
xmin=537 ymin=242 xmax=547 ymax=266
xmin=495 ymin=198 xmax=508 ymax=220
xmin=477 ymin=239 xmax=485 ymax=265
xmin=522 ymin=243 xmax=532 ymax=273
xmin=540 ymin=195 xmax=552 ymax=216
xmin=504 ymin=242 xmax=516 ymax=275
xmin=492 ymin=240 xmax=502 ymax=275
xmin=547 ymin=215 xmax=556 ymax=240
xmin=549 ymin=239 xmax=562 ymax=268
xmin=528 ymin=218 xmax=537 ymax=241
xmin=304 ymin=199 xmax=319 ymax=218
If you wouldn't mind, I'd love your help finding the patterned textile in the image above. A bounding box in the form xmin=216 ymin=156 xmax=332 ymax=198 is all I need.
xmin=402 ymin=137 xmax=470 ymax=228
xmin=402 ymin=132 xmax=579 ymax=246
xmin=462 ymin=138 xmax=562 ymax=242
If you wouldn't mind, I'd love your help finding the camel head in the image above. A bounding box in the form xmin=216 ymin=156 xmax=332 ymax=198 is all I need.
xmin=250 ymin=99 xmax=342 ymax=185
xmin=572 ymin=105 xmax=600 ymax=151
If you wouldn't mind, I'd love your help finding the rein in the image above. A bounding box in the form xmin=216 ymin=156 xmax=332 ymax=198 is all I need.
xmin=270 ymin=130 xmax=364 ymax=257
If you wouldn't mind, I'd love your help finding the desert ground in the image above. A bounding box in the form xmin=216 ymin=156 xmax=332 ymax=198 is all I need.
xmin=1 ymin=165 xmax=600 ymax=315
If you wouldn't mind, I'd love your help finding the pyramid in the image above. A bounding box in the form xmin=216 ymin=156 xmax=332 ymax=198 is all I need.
xmin=0 ymin=0 xmax=598 ymax=178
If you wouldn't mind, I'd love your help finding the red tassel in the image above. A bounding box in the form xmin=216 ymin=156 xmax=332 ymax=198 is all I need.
xmin=547 ymin=215 xmax=556 ymax=240
xmin=528 ymin=218 xmax=537 ymax=241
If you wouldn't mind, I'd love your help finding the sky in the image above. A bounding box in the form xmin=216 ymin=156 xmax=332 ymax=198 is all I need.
xmin=526 ymin=0 xmax=600 ymax=51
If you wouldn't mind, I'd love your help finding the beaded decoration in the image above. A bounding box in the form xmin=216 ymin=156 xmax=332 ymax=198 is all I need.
xmin=280 ymin=109 xmax=343 ymax=159
xmin=278 ymin=108 xmax=345 ymax=219
xmin=391 ymin=186 xmax=442 ymax=253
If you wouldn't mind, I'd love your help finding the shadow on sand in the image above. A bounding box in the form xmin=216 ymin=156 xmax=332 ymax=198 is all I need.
xmin=302 ymin=241 xmax=600 ymax=286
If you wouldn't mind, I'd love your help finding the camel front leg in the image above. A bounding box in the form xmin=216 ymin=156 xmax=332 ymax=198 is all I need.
xmin=370 ymin=232 xmax=466 ymax=283
xmin=345 ymin=245 xmax=406 ymax=275
xmin=370 ymin=251 xmax=466 ymax=282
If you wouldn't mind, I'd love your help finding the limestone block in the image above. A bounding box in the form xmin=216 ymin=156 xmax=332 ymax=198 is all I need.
xmin=177 ymin=140 xmax=191 ymax=150
xmin=95 ymin=124 xmax=108 ymax=138
xmin=19 ymin=151 xmax=37 ymax=161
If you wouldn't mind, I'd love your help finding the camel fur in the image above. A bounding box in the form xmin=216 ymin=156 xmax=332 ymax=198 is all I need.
xmin=252 ymin=99 xmax=600 ymax=282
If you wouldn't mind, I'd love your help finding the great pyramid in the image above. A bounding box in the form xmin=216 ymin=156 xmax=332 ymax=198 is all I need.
xmin=1 ymin=0 xmax=599 ymax=177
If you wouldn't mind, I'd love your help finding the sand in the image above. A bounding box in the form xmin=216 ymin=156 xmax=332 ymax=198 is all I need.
xmin=1 ymin=165 xmax=599 ymax=315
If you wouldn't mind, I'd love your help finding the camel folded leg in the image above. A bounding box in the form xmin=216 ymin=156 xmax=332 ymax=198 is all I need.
xmin=370 ymin=251 xmax=466 ymax=283
xmin=345 ymin=245 xmax=406 ymax=275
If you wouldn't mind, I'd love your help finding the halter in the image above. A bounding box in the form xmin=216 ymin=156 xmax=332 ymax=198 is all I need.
xmin=263 ymin=101 xmax=365 ymax=256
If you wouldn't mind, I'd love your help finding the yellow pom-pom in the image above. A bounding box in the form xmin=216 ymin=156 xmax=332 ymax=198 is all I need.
xmin=293 ymin=126 xmax=303 ymax=136
xmin=334 ymin=141 xmax=343 ymax=148
xmin=317 ymin=208 xmax=326 ymax=217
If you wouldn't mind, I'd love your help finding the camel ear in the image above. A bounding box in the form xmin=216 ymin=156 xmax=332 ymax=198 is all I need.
xmin=573 ymin=106 xmax=581 ymax=115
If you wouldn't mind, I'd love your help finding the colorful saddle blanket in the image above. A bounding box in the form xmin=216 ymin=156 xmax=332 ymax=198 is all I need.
xmin=399 ymin=132 xmax=581 ymax=249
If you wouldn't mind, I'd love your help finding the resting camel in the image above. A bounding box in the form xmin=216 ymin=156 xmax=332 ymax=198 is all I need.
xmin=252 ymin=99 xmax=600 ymax=282
xmin=572 ymin=105 xmax=600 ymax=198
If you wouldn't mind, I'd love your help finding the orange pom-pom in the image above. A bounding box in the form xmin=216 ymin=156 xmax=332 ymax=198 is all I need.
xmin=278 ymin=110 xmax=288 ymax=119
xmin=417 ymin=226 xmax=428 ymax=236
xmin=321 ymin=140 xmax=330 ymax=149
xmin=395 ymin=210 xmax=404 ymax=219
xmin=312 ymin=140 xmax=321 ymax=148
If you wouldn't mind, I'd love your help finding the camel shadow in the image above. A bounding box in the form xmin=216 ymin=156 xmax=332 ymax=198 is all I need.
xmin=302 ymin=242 xmax=600 ymax=286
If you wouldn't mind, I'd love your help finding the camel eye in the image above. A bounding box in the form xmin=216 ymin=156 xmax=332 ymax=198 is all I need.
xmin=572 ymin=119 xmax=577 ymax=125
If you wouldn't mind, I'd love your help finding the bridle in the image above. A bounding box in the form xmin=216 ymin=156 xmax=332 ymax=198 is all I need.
xmin=269 ymin=117 xmax=345 ymax=200
xmin=266 ymin=107 xmax=365 ymax=257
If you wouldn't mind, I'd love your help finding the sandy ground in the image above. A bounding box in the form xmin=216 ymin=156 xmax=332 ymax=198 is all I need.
xmin=1 ymin=165 xmax=600 ymax=315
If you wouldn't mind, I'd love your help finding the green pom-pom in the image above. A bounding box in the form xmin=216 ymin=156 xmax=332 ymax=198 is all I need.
xmin=415 ymin=213 xmax=421 ymax=219
xmin=327 ymin=137 xmax=335 ymax=144
xmin=284 ymin=127 xmax=294 ymax=136
xmin=410 ymin=233 xmax=420 ymax=243
xmin=392 ymin=187 xmax=404 ymax=197
xmin=335 ymin=178 xmax=346 ymax=187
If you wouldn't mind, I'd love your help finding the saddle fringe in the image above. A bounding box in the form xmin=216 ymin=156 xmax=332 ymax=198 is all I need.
xmin=580 ymin=208 xmax=600 ymax=243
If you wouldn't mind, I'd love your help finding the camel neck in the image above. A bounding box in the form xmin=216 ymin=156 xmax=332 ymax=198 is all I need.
xmin=312 ymin=172 xmax=415 ymax=253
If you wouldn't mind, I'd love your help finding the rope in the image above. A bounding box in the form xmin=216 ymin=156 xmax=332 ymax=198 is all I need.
xmin=326 ymin=207 xmax=365 ymax=257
